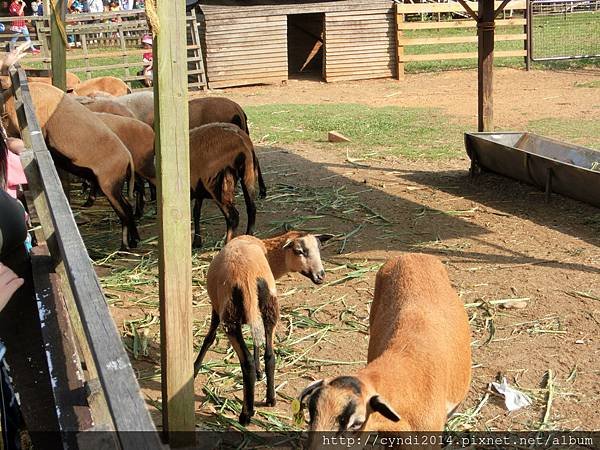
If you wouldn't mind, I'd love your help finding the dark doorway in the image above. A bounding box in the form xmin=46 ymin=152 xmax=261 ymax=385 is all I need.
xmin=287 ymin=13 xmax=324 ymax=80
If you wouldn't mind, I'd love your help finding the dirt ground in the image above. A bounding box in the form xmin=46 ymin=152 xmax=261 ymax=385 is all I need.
xmin=82 ymin=67 xmax=600 ymax=436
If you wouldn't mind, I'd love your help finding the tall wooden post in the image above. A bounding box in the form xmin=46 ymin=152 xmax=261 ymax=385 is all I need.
xmin=155 ymin=0 xmax=195 ymax=446
xmin=50 ymin=0 xmax=71 ymax=197
xmin=477 ymin=0 xmax=495 ymax=132
xmin=50 ymin=0 xmax=66 ymax=90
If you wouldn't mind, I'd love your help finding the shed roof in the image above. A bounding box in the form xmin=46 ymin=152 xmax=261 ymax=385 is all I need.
xmin=198 ymin=0 xmax=393 ymax=17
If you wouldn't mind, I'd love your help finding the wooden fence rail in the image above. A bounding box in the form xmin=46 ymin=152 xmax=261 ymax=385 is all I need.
xmin=0 ymin=10 xmax=206 ymax=90
xmin=396 ymin=0 xmax=528 ymax=76
xmin=8 ymin=65 xmax=163 ymax=449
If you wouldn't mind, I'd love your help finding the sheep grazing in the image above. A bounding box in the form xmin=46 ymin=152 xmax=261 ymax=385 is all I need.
xmin=189 ymin=97 xmax=267 ymax=199
xmin=92 ymin=112 xmax=156 ymax=216
xmin=2 ymin=82 xmax=140 ymax=250
xmin=194 ymin=231 xmax=334 ymax=425
xmin=298 ymin=253 xmax=471 ymax=435
xmin=73 ymin=96 xmax=136 ymax=119
xmin=189 ymin=123 xmax=258 ymax=248
xmin=73 ymin=76 xmax=131 ymax=97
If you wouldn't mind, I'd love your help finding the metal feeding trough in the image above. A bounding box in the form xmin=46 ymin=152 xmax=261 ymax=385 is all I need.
xmin=465 ymin=132 xmax=600 ymax=208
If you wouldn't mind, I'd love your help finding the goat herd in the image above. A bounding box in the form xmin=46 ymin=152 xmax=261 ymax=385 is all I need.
xmin=1 ymin=46 xmax=473 ymax=436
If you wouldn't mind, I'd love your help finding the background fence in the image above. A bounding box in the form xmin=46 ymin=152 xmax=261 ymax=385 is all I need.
xmin=529 ymin=0 xmax=600 ymax=61
xmin=0 ymin=10 xmax=207 ymax=90
xmin=396 ymin=0 xmax=528 ymax=75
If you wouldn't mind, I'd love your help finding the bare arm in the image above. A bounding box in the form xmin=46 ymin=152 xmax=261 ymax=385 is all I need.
xmin=0 ymin=263 xmax=23 ymax=312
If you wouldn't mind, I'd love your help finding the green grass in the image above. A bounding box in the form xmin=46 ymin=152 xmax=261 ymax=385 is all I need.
xmin=574 ymin=80 xmax=600 ymax=88
xmin=246 ymin=103 xmax=464 ymax=159
xmin=526 ymin=117 xmax=600 ymax=149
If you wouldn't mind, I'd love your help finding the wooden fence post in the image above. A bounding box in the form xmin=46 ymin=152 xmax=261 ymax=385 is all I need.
xmin=155 ymin=0 xmax=195 ymax=446
xmin=477 ymin=0 xmax=495 ymax=132
xmin=50 ymin=0 xmax=66 ymax=90
xmin=396 ymin=3 xmax=405 ymax=78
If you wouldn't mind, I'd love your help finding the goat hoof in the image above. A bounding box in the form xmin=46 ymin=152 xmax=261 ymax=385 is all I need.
xmin=128 ymin=239 xmax=139 ymax=249
xmin=259 ymin=190 xmax=267 ymax=199
xmin=265 ymin=398 xmax=276 ymax=407
xmin=192 ymin=239 xmax=203 ymax=249
xmin=82 ymin=200 xmax=94 ymax=208
xmin=239 ymin=411 xmax=253 ymax=426
xmin=255 ymin=369 xmax=264 ymax=380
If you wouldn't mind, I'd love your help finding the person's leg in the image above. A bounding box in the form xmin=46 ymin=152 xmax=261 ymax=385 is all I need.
xmin=21 ymin=27 xmax=37 ymax=51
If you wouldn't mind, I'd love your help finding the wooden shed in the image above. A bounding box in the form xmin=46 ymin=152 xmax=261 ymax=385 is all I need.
xmin=195 ymin=0 xmax=396 ymax=88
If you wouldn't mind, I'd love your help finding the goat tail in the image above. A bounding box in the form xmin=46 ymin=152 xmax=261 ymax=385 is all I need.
xmin=126 ymin=150 xmax=136 ymax=204
xmin=240 ymin=139 xmax=257 ymax=199
xmin=233 ymin=283 xmax=265 ymax=347
xmin=250 ymin=316 xmax=266 ymax=348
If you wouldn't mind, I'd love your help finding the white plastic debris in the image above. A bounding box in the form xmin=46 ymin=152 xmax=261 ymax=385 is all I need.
xmin=491 ymin=377 xmax=532 ymax=412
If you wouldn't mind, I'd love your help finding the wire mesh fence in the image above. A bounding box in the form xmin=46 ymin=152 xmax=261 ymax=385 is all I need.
xmin=530 ymin=0 xmax=600 ymax=60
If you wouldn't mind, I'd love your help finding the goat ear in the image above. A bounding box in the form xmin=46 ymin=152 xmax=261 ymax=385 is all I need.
xmin=316 ymin=234 xmax=335 ymax=244
xmin=369 ymin=395 xmax=401 ymax=423
xmin=299 ymin=379 xmax=324 ymax=407
xmin=282 ymin=239 xmax=294 ymax=249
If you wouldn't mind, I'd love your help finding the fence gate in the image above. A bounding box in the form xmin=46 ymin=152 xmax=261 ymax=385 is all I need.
xmin=529 ymin=0 xmax=600 ymax=61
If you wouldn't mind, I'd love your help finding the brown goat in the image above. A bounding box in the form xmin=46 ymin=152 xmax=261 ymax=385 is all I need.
xmin=3 ymin=82 xmax=139 ymax=249
xmin=189 ymin=123 xmax=257 ymax=248
xmin=73 ymin=76 xmax=131 ymax=97
xmin=195 ymin=231 xmax=333 ymax=425
xmin=189 ymin=97 xmax=266 ymax=198
xmin=92 ymin=112 xmax=156 ymax=217
xmin=299 ymin=254 xmax=472 ymax=438
xmin=0 ymin=71 xmax=81 ymax=92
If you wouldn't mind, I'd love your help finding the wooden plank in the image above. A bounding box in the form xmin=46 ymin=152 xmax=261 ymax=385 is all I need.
xmin=208 ymin=65 xmax=287 ymax=77
xmin=326 ymin=66 xmax=395 ymax=75
xmin=201 ymin=1 xmax=392 ymax=19
xmin=207 ymin=54 xmax=288 ymax=65
xmin=400 ymin=49 xmax=526 ymax=62
xmin=326 ymin=34 xmax=395 ymax=44
xmin=206 ymin=41 xmax=287 ymax=56
xmin=207 ymin=21 xmax=287 ymax=32
xmin=400 ymin=34 xmax=526 ymax=45
xmin=396 ymin=0 xmax=525 ymax=14
xmin=155 ymin=0 xmax=195 ymax=446
xmin=30 ymin=244 xmax=94 ymax=437
xmin=398 ymin=18 xmax=525 ymax=30
xmin=326 ymin=13 xmax=392 ymax=22
xmin=10 ymin=67 xmax=162 ymax=449
xmin=208 ymin=75 xmax=287 ymax=89
xmin=326 ymin=45 xmax=395 ymax=55
xmin=396 ymin=4 xmax=404 ymax=78
xmin=207 ymin=70 xmax=289 ymax=82
xmin=19 ymin=152 xmax=117 ymax=436
xmin=326 ymin=72 xmax=393 ymax=82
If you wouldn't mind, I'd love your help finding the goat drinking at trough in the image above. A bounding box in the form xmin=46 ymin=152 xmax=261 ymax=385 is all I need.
xmin=298 ymin=254 xmax=471 ymax=439
xmin=189 ymin=96 xmax=267 ymax=199
xmin=189 ymin=123 xmax=259 ymax=248
xmin=2 ymin=82 xmax=140 ymax=250
xmin=194 ymin=231 xmax=334 ymax=425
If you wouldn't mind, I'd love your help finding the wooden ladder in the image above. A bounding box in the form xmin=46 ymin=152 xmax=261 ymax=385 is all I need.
xmin=186 ymin=11 xmax=207 ymax=90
